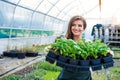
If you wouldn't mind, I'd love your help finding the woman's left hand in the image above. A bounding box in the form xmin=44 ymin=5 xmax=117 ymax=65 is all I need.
xmin=109 ymin=50 xmax=114 ymax=56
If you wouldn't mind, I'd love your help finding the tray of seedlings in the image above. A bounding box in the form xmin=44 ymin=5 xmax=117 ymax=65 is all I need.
xmin=45 ymin=38 xmax=114 ymax=72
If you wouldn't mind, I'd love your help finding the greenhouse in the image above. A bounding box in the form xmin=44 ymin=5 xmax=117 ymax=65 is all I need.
xmin=0 ymin=0 xmax=120 ymax=80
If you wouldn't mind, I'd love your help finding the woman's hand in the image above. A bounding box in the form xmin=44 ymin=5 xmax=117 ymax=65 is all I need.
xmin=109 ymin=50 xmax=114 ymax=56
xmin=44 ymin=45 xmax=52 ymax=52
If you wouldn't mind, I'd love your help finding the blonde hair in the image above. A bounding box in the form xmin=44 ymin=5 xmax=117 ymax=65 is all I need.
xmin=65 ymin=15 xmax=87 ymax=39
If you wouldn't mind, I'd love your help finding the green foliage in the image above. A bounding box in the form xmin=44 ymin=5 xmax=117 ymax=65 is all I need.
xmin=111 ymin=47 xmax=120 ymax=51
xmin=42 ymin=71 xmax=60 ymax=80
xmin=21 ymin=45 xmax=39 ymax=53
xmin=113 ymin=53 xmax=120 ymax=58
xmin=51 ymin=38 xmax=110 ymax=60
xmin=110 ymin=67 xmax=120 ymax=80
xmin=0 ymin=28 xmax=55 ymax=38
xmin=6 ymin=45 xmax=10 ymax=52
xmin=92 ymin=72 xmax=107 ymax=80
xmin=1 ymin=61 xmax=120 ymax=80
xmin=36 ymin=61 xmax=61 ymax=71
xmin=1 ymin=74 xmax=22 ymax=80
xmin=77 ymin=41 xmax=92 ymax=60
xmin=112 ymin=67 xmax=120 ymax=73
xmin=0 ymin=28 xmax=10 ymax=38
xmin=42 ymin=31 xmax=54 ymax=36
xmin=92 ymin=67 xmax=120 ymax=80
xmin=95 ymin=40 xmax=110 ymax=56
xmin=23 ymin=69 xmax=46 ymax=80
xmin=23 ymin=61 xmax=61 ymax=80
xmin=52 ymin=38 xmax=81 ymax=60
xmin=37 ymin=45 xmax=49 ymax=53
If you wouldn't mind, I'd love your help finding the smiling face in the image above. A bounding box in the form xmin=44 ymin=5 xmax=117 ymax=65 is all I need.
xmin=71 ymin=20 xmax=84 ymax=37
xmin=65 ymin=15 xmax=86 ymax=39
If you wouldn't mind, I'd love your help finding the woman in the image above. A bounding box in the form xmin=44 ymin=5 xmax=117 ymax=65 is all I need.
xmin=57 ymin=15 xmax=92 ymax=80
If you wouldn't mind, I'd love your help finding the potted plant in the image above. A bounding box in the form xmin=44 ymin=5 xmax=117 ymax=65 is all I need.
xmin=25 ymin=46 xmax=38 ymax=57
xmin=9 ymin=45 xmax=19 ymax=57
xmin=96 ymin=41 xmax=114 ymax=69
xmin=45 ymin=38 xmax=114 ymax=72
xmin=3 ymin=45 xmax=18 ymax=58
xmin=48 ymin=38 xmax=78 ymax=68
xmin=3 ymin=45 xmax=10 ymax=57
xmin=45 ymin=45 xmax=58 ymax=64
xmin=76 ymin=41 xmax=91 ymax=71
xmin=101 ymin=51 xmax=114 ymax=69
xmin=51 ymin=38 xmax=91 ymax=71
xmin=46 ymin=45 xmax=59 ymax=60
xmin=58 ymin=39 xmax=80 ymax=69
xmin=17 ymin=47 xmax=26 ymax=59
xmin=53 ymin=38 xmax=72 ymax=67
xmin=90 ymin=40 xmax=102 ymax=71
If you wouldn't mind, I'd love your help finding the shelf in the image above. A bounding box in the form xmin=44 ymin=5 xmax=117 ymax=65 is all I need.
xmin=109 ymin=37 xmax=120 ymax=39
xmin=109 ymin=33 xmax=120 ymax=35
xmin=107 ymin=41 xmax=120 ymax=43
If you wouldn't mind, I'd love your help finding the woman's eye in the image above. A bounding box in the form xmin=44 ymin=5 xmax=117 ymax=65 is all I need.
xmin=72 ymin=24 xmax=83 ymax=27
xmin=78 ymin=24 xmax=82 ymax=27
xmin=72 ymin=24 xmax=75 ymax=26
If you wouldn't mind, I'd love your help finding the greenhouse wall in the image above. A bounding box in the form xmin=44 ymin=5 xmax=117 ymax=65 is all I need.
xmin=0 ymin=0 xmax=67 ymax=54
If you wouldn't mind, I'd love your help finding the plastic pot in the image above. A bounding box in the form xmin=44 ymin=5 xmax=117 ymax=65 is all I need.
xmin=46 ymin=55 xmax=55 ymax=64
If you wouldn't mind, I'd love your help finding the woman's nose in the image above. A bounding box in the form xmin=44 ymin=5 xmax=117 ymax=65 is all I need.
xmin=74 ymin=26 xmax=79 ymax=29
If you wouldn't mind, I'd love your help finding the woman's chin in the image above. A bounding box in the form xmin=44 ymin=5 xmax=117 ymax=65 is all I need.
xmin=73 ymin=33 xmax=81 ymax=36
xmin=74 ymin=34 xmax=81 ymax=36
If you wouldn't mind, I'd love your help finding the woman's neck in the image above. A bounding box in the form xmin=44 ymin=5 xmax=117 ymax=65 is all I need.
xmin=73 ymin=36 xmax=82 ymax=41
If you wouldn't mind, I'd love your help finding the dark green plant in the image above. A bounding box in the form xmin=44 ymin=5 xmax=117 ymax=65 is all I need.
xmin=5 ymin=44 xmax=10 ymax=52
xmin=112 ymin=67 xmax=120 ymax=73
xmin=23 ymin=69 xmax=46 ymax=80
xmin=95 ymin=39 xmax=110 ymax=56
xmin=23 ymin=61 xmax=61 ymax=80
xmin=22 ymin=45 xmax=38 ymax=53
xmin=37 ymin=62 xmax=61 ymax=71
xmin=42 ymin=71 xmax=60 ymax=80
xmin=50 ymin=38 xmax=110 ymax=60
xmin=37 ymin=45 xmax=48 ymax=53
xmin=90 ymin=40 xmax=100 ymax=59
xmin=90 ymin=39 xmax=110 ymax=59
xmin=51 ymin=38 xmax=81 ymax=60
xmin=1 ymin=74 xmax=22 ymax=80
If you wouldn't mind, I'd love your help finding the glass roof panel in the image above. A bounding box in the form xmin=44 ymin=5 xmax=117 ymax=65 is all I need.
xmin=0 ymin=1 xmax=15 ymax=27
xmin=2 ymin=0 xmax=120 ymax=24
xmin=6 ymin=0 xmax=20 ymax=4
xmin=56 ymin=0 xmax=84 ymax=20
xmin=84 ymin=7 xmax=100 ymax=19
xmin=19 ymin=0 xmax=42 ymax=10
xmin=101 ymin=0 xmax=120 ymax=18
xmin=36 ymin=0 xmax=53 ymax=13
xmin=13 ymin=7 xmax=32 ymax=28
xmin=48 ymin=7 xmax=60 ymax=17
xmin=55 ymin=0 xmax=74 ymax=11
xmin=113 ymin=9 xmax=120 ymax=24
xmin=47 ymin=0 xmax=58 ymax=4
xmin=79 ymin=0 xmax=98 ymax=13
xmin=57 ymin=12 xmax=65 ymax=20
